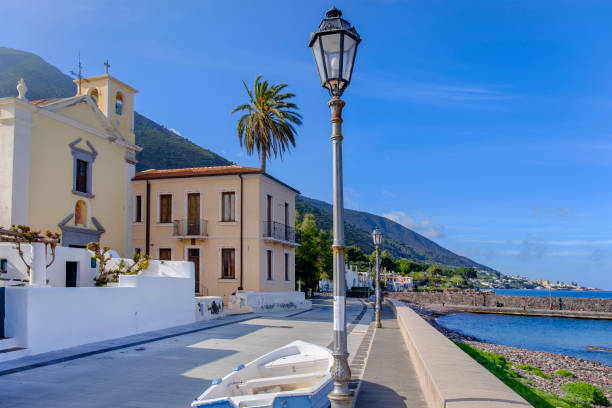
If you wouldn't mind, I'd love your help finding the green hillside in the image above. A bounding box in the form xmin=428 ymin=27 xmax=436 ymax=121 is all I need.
xmin=0 ymin=47 xmax=76 ymax=101
xmin=297 ymin=196 xmax=493 ymax=270
xmin=0 ymin=46 xmax=495 ymax=270
xmin=134 ymin=113 xmax=232 ymax=171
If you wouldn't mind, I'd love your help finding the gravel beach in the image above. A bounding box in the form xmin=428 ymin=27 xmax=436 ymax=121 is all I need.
xmin=405 ymin=302 xmax=612 ymax=405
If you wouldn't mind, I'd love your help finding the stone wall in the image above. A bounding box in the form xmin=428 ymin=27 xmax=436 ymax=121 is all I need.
xmin=387 ymin=291 xmax=612 ymax=313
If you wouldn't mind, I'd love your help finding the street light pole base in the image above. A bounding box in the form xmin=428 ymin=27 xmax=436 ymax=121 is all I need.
xmin=328 ymin=390 xmax=354 ymax=408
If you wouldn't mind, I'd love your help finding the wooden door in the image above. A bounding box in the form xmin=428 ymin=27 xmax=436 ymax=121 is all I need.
xmin=188 ymin=248 xmax=200 ymax=293
xmin=187 ymin=193 xmax=200 ymax=235
xmin=66 ymin=262 xmax=78 ymax=287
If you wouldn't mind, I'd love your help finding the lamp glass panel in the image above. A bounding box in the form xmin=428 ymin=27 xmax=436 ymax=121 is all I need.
xmin=342 ymin=35 xmax=357 ymax=82
xmin=321 ymin=33 xmax=342 ymax=79
xmin=311 ymin=39 xmax=327 ymax=85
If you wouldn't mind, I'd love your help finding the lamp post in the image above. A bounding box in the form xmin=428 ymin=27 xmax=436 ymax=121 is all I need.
xmin=372 ymin=227 xmax=383 ymax=328
xmin=309 ymin=7 xmax=361 ymax=408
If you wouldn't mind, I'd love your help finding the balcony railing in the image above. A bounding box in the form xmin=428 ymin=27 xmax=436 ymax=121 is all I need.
xmin=263 ymin=221 xmax=300 ymax=244
xmin=173 ymin=219 xmax=208 ymax=237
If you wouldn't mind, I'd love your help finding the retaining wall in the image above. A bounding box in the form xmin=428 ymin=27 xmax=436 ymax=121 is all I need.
xmin=388 ymin=298 xmax=530 ymax=408
xmin=3 ymin=273 xmax=195 ymax=360
xmin=388 ymin=291 xmax=612 ymax=313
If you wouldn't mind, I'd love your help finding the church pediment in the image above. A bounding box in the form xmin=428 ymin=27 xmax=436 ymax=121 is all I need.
xmin=50 ymin=98 xmax=122 ymax=140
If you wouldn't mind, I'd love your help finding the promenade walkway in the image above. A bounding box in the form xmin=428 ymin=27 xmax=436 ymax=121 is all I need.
xmin=356 ymin=304 xmax=427 ymax=408
xmin=0 ymin=298 xmax=372 ymax=407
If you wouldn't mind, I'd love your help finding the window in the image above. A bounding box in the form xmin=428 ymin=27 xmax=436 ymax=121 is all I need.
xmin=266 ymin=249 xmax=273 ymax=280
xmin=159 ymin=248 xmax=171 ymax=260
xmin=135 ymin=195 xmax=142 ymax=223
xmin=115 ymin=92 xmax=123 ymax=115
xmin=159 ymin=194 xmax=172 ymax=223
xmin=221 ymin=192 xmax=236 ymax=222
xmin=89 ymin=88 xmax=99 ymax=105
xmin=75 ymin=159 xmax=88 ymax=193
xmin=221 ymin=248 xmax=235 ymax=279
xmin=0 ymin=259 xmax=7 ymax=274
xmin=70 ymin=139 xmax=96 ymax=197
xmin=284 ymin=253 xmax=289 ymax=281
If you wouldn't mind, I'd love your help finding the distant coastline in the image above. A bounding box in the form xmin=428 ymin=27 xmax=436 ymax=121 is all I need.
xmin=493 ymin=289 xmax=612 ymax=299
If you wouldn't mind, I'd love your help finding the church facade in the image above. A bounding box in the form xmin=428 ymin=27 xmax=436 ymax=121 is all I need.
xmin=0 ymin=74 xmax=140 ymax=256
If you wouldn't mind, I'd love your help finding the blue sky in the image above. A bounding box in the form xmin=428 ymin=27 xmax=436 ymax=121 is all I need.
xmin=4 ymin=1 xmax=611 ymax=288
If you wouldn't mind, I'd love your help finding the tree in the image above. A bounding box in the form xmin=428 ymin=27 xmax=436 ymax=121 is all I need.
xmin=231 ymin=75 xmax=302 ymax=172
xmin=346 ymin=245 xmax=367 ymax=264
xmin=455 ymin=266 xmax=477 ymax=280
xmin=87 ymin=242 xmax=150 ymax=286
xmin=317 ymin=230 xmax=333 ymax=280
xmin=295 ymin=214 xmax=321 ymax=290
xmin=1 ymin=225 xmax=61 ymax=277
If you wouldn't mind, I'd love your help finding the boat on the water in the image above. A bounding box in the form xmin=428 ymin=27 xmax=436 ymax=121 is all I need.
xmin=191 ymin=340 xmax=333 ymax=408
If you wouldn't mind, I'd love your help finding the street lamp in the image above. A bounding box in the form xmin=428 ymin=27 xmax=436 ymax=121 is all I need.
xmin=309 ymin=7 xmax=361 ymax=408
xmin=372 ymin=227 xmax=383 ymax=328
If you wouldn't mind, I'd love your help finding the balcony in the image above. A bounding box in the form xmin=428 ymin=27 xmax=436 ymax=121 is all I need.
xmin=263 ymin=221 xmax=300 ymax=245
xmin=173 ymin=219 xmax=208 ymax=238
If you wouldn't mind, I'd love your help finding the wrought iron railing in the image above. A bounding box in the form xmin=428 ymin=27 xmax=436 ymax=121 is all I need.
xmin=263 ymin=221 xmax=299 ymax=244
xmin=173 ymin=219 xmax=208 ymax=237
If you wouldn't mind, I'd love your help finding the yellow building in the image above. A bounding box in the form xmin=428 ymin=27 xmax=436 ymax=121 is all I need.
xmin=132 ymin=166 xmax=300 ymax=299
xmin=0 ymin=75 xmax=140 ymax=256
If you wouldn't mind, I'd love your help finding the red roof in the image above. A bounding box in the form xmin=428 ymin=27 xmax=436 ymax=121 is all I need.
xmin=133 ymin=165 xmax=300 ymax=193
xmin=29 ymin=98 xmax=55 ymax=105
xmin=133 ymin=165 xmax=262 ymax=180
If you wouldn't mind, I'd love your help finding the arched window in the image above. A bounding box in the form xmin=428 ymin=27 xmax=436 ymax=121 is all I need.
xmin=115 ymin=92 xmax=123 ymax=115
xmin=75 ymin=200 xmax=87 ymax=227
xmin=89 ymin=88 xmax=99 ymax=105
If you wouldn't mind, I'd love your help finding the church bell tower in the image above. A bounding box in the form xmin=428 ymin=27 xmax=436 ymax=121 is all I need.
xmin=74 ymin=64 xmax=138 ymax=145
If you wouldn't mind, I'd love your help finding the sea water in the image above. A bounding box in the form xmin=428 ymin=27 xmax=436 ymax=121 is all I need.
xmin=437 ymin=313 xmax=612 ymax=365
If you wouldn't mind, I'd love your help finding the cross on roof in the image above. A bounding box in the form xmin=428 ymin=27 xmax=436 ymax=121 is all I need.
xmin=104 ymin=59 xmax=110 ymax=74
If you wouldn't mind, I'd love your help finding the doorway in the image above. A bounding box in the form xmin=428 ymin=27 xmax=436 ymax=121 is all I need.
xmin=188 ymin=248 xmax=200 ymax=293
xmin=66 ymin=261 xmax=78 ymax=287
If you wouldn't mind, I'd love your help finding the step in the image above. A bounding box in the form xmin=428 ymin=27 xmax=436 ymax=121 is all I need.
xmin=0 ymin=337 xmax=20 ymax=350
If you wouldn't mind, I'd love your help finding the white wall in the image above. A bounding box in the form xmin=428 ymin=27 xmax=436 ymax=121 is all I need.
xmin=0 ymin=243 xmax=99 ymax=286
xmin=3 ymin=265 xmax=194 ymax=358
xmin=229 ymin=291 xmax=311 ymax=313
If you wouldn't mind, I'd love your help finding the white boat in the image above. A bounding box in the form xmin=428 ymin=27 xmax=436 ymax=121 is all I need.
xmin=191 ymin=340 xmax=333 ymax=408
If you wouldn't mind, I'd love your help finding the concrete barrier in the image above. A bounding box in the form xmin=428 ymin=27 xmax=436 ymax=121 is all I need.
xmin=195 ymin=296 xmax=225 ymax=321
xmin=228 ymin=291 xmax=312 ymax=313
xmin=388 ymin=298 xmax=530 ymax=408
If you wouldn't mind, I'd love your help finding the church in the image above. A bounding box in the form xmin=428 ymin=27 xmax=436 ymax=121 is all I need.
xmin=0 ymin=71 xmax=140 ymax=256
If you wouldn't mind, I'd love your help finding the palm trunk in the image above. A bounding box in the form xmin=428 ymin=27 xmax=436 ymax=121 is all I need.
xmin=260 ymin=146 xmax=266 ymax=172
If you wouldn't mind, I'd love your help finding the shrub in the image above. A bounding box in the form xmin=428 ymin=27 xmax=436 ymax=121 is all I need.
xmin=555 ymin=369 xmax=575 ymax=378
xmin=516 ymin=364 xmax=552 ymax=380
xmin=562 ymin=382 xmax=610 ymax=407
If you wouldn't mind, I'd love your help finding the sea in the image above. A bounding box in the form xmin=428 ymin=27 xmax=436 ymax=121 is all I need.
xmin=436 ymin=290 xmax=612 ymax=365
xmin=493 ymin=289 xmax=612 ymax=299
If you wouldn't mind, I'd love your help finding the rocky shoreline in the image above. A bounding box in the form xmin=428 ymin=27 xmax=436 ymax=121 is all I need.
xmin=405 ymin=302 xmax=612 ymax=405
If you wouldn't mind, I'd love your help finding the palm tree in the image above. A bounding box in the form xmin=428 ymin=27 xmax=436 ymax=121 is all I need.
xmin=232 ymin=75 xmax=302 ymax=172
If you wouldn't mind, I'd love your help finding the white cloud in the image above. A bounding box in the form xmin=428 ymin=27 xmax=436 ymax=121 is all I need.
xmin=383 ymin=210 xmax=445 ymax=239
xmin=381 ymin=189 xmax=397 ymax=199
xmin=169 ymin=128 xmax=182 ymax=137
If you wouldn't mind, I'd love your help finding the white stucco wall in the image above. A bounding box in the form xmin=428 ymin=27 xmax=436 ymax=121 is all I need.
xmin=0 ymin=243 xmax=99 ymax=286
xmin=229 ymin=291 xmax=311 ymax=313
xmin=3 ymin=269 xmax=195 ymax=359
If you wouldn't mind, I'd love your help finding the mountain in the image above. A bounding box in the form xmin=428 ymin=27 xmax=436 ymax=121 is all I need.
xmin=134 ymin=113 xmax=232 ymax=171
xmin=0 ymin=47 xmax=232 ymax=171
xmin=297 ymin=196 xmax=492 ymax=270
xmin=0 ymin=46 xmax=494 ymax=271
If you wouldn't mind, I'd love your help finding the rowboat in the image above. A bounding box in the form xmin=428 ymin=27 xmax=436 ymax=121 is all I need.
xmin=191 ymin=340 xmax=333 ymax=408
